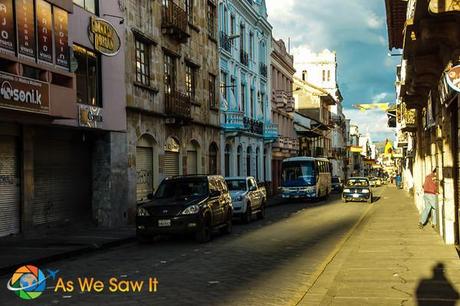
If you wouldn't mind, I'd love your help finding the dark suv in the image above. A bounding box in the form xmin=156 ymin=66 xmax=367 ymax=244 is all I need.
xmin=136 ymin=175 xmax=233 ymax=243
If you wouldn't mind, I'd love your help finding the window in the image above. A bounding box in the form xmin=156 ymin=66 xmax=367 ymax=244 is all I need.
xmin=135 ymin=39 xmax=150 ymax=86
xmin=239 ymin=25 xmax=245 ymax=51
xmin=185 ymin=63 xmax=196 ymax=101
xmin=327 ymin=70 xmax=331 ymax=82
xmin=209 ymin=74 xmax=217 ymax=109
xmin=249 ymin=32 xmax=253 ymax=59
xmin=186 ymin=0 xmax=193 ymax=23
xmin=256 ymin=148 xmax=260 ymax=181
xmin=250 ymin=88 xmax=254 ymax=118
xmin=220 ymin=71 xmax=227 ymax=100
xmin=207 ymin=1 xmax=216 ymax=39
xmin=74 ymin=45 xmax=100 ymax=106
xmin=246 ymin=147 xmax=252 ymax=176
xmin=164 ymin=53 xmax=176 ymax=94
xmin=237 ymin=146 xmax=242 ymax=176
xmin=322 ymin=70 xmax=326 ymax=82
xmin=230 ymin=16 xmax=235 ymax=45
xmin=260 ymin=92 xmax=264 ymax=117
xmin=225 ymin=144 xmax=231 ymax=177
xmin=302 ymin=70 xmax=307 ymax=81
xmin=73 ymin=0 xmax=96 ymax=14
xmin=241 ymin=83 xmax=246 ymax=113
xmin=209 ymin=143 xmax=218 ymax=175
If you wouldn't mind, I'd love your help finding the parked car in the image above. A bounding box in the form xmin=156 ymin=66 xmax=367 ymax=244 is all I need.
xmin=225 ymin=176 xmax=266 ymax=223
xmin=331 ymin=176 xmax=343 ymax=193
xmin=342 ymin=177 xmax=373 ymax=203
xmin=369 ymin=177 xmax=377 ymax=187
xmin=136 ymin=175 xmax=233 ymax=243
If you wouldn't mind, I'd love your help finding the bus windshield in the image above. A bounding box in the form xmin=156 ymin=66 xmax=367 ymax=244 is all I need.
xmin=281 ymin=161 xmax=316 ymax=187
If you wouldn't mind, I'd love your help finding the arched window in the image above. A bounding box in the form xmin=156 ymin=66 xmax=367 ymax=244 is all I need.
xmin=246 ymin=146 xmax=252 ymax=176
xmin=209 ymin=143 xmax=218 ymax=175
xmin=224 ymin=144 xmax=231 ymax=177
xmin=237 ymin=145 xmax=242 ymax=176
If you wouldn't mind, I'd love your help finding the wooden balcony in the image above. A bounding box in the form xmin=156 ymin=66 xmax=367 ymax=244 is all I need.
xmin=161 ymin=0 xmax=190 ymax=43
xmin=165 ymin=90 xmax=191 ymax=124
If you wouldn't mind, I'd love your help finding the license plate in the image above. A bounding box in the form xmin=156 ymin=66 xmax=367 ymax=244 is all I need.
xmin=352 ymin=194 xmax=360 ymax=198
xmin=158 ymin=219 xmax=171 ymax=227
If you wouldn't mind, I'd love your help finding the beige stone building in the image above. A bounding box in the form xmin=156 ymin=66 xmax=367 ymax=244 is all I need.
xmin=270 ymin=38 xmax=298 ymax=193
xmin=124 ymin=0 xmax=220 ymax=220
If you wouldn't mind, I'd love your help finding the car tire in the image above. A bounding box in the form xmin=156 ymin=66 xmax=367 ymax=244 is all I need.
xmin=195 ymin=217 xmax=212 ymax=243
xmin=221 ymin=209 xmax=233 ymax=235
xmin=257 ymin=202 xmax=266 ymax=220
xmin=367 ymin=195 xmax=373 ymax=204
xmin=242 ymin=204 xmax=252 ymax=224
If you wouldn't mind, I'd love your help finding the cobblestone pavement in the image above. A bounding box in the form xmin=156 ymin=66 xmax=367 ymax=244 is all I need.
xmin=1 ymin=189 xmax=385 ymax=306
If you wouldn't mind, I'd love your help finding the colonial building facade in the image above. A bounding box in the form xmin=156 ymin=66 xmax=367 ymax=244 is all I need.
xmin=218 ymin=0 xmax=276 ymax=189
xmin=0 ymin=0 xmax=128 ymax=237
xmin=386 ymin=0 xmax=460 ymax=244
xmin=124 ymin=0 xmax=221 ymax=220
xmin=270 ymin=38 xmax=297 ymax=193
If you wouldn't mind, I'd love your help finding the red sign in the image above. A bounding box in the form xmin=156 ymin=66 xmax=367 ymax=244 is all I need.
xmin=53 ymin=6 xmax=69 ymax=69
xmin=36 ymin=0 xmax=53 ymax=63
xmin=16 ymin=0 xmax=36 ymax=59
xmin=0 ymin=0 xmax=15 ymax=54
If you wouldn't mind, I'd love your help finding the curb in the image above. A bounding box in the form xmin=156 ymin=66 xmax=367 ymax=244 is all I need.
xmin=0 ymin=236 xmax=136 ymax=277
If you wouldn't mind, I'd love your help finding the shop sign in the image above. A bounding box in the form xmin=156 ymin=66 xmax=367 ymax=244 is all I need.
xmin=36 ymin=0 xmax=53 ymax=64
xmin=0 ymin=0 xmax=16 ymax=54
xmin=54 ymin=6 xmax=69 ymax=69
xmin=429 ymin=0 xmax=460 ymax=14
xmin=349 ymin=146 xmax=362 ymax=153
xmin=88 ymin=17 xmax=120 ymax=56
xmin=0 ymin=71 xmax=49 ymax=113
xmin=16 ymin=0 xmax=36 ymax=59
xmin=78 ymin=104 xmax=103 ymax=128
xmin=445 ymin=65 xmax=460 ymax=93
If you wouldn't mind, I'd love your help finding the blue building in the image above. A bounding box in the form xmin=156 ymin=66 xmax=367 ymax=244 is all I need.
xmin=218 ymin=0 xmax=277 ymax=187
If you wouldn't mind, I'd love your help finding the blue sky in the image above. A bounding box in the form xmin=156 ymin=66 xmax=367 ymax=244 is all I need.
xmin=266 ymin=0 xmax=399 ymax=142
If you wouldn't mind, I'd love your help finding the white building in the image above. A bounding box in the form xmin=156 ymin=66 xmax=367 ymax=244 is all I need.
xmin=294 ymin=49 xmax=347 ymax=179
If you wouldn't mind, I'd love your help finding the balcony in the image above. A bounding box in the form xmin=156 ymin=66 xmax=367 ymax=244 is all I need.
xmin=240 ymin=50 xmax=249 ymax=66
xmin=264 ymin=123 xmax=279 ymax=140
xmin=243 ymin=117 xmax=263 ymax=135
xmin=273 ymin=90 xmax=288 ymax=108
xmin=286 ymin=96 xmax=295 ymax=112
xmin=165 ymin=90 xmax=191 ymax=123
xmin=260 ymin=63 xmax=268 ymax=78
xmin=220 ymin=31 xmax=232 ymax=53
xmin=222 ymin=111 xmax=245 ymax=131
xmin=161 ymin=0 xmax=189 ymax=43
xmin=399 ymin=103 xmax=416 ymax=132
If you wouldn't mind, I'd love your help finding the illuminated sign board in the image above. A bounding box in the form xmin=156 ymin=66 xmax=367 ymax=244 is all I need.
xmin=446 ymin=65 xmax=460 ymax=93
xmin=0 ymin=71 xmax=49 ymax=114
xmin=16 ymin=0 xmax=36 ymax=59
xmin=429 ymin=0 xmax=460 ymax=14
xmin=0 ymin=0 xmax=16 ymax=54
xmin=89 ymin=17 xmax=121 ymax=56
xmin=53 ymin=6 xmax=69 ymax=69
xmin=36 ymin=0 xmax=53 ymax=63
xmin=78 ymin=104 xmax=103 ymax=128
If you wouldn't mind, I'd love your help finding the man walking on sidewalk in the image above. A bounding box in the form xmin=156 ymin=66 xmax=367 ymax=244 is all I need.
xmin=419 ymin=169 xmax=438 ymax=229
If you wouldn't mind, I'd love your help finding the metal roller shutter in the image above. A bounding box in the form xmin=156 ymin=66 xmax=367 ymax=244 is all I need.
xmin=164 ymin=151 xmax=179 ymax=177
xmin=33 ymin=131 xmax=91 ymax=226
xmin=0 ymin=136 xmax=20 ymax=237
xmin=136 ymin=147 xmax=153 ymax=202
xmin=187 ymin=151 xmax=197 ymax=175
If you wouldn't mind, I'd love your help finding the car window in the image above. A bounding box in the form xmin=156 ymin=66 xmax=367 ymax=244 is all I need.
xmin=226 ymin=179 xmax=246 ymax=191
xmin=346 ymin=179 xmax=369 ymax=187
xmin=154 ymin=179 xmax=209 ymax=200
xmin=220 ymin=179 xmax=229 ymax=193
xmin=332 ymin=177 xmax=340 ymax=183
xmin=248 ymin=178 xmax=255 ymax=189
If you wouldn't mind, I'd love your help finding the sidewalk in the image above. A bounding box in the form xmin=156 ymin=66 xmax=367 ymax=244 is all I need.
xmin=299 ymin=185 xmax=460 ymax=305
xmin=0 ymin=225 xmax=135 ymax=276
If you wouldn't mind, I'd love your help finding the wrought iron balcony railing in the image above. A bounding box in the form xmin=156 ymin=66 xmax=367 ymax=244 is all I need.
xmin=222 ymin=111 xmax=245 ymax=130
xmin=161 ymin=0 xmax=189 ymax=43
xmin=219 ymin=31 xmax=232 ymax=53
xmin=240 ymin=50 xmax=249 ymax=66
xmin=243 ymin=116 xmax=263 ymax=135
xmin=165 ymin=90 xmax=191 ymax=120
xmin=264 ymin=123 xmax=278 ymax=140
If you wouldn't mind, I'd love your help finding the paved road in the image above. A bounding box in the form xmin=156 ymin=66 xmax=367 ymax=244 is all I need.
xmin=1 ymin=188 xmax=386 ymax=306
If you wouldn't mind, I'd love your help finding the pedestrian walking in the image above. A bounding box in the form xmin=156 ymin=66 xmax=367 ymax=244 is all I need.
xmin=418 ymin=169 xmax=438 ymax=229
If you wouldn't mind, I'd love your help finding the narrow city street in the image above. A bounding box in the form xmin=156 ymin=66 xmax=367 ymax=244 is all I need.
xmin=0 ymin=189 xmax=385 ymax=306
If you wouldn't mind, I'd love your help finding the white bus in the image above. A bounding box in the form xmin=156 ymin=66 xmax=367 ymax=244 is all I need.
xmin=280 ymin=157 xmax=332 ymax=200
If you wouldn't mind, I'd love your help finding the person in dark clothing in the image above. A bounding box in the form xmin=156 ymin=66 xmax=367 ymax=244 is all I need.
xmin=416 ymin=263 xmax=459 ymax=306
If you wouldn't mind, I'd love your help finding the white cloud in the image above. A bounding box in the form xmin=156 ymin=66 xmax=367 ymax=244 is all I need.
xmin=343 ymin=108 xmax=395 ymax=141
xmin=372 ymin=92 xmax=392 ymax=102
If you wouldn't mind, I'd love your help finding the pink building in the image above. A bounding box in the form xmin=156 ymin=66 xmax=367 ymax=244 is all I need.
xmin=270 ymin=38 xmax=298 ymax=194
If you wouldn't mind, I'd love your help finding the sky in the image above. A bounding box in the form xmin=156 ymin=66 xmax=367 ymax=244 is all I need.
xmin=265 ymin=0 xmax=399 ymax=142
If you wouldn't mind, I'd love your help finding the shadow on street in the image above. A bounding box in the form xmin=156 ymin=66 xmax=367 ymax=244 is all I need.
xmin=416 ymin=262 xmax=459 ymax=306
